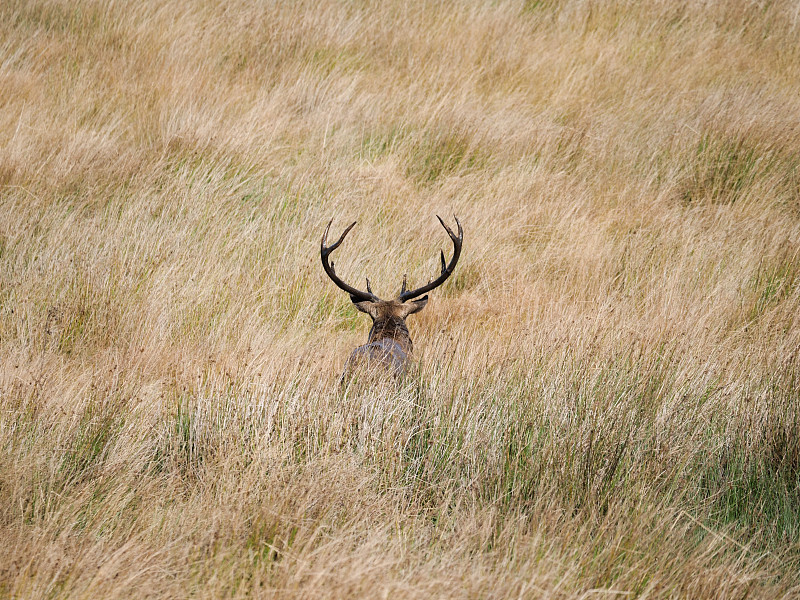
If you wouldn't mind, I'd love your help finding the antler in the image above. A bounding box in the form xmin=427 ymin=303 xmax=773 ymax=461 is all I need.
xmin=399 ymin=215 xmax=463 ymax=302
xmin=321 ymin=220 xmax=379 ymax=302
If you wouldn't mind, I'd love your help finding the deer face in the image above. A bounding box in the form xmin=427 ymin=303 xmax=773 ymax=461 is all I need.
xmin=321 ymin=216 xmax=462 ymax=375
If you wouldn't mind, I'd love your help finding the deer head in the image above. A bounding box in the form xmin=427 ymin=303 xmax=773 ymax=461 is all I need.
xmin=321 ymin=216 xmax=463 ymax=376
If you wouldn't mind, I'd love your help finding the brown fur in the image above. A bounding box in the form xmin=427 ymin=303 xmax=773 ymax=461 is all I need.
xmin=342 ymin=297 xmax=428 ymax=378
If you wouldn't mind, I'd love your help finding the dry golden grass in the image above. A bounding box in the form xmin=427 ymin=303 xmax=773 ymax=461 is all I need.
xmin=1 ymin=0 xmax=799 ymax=597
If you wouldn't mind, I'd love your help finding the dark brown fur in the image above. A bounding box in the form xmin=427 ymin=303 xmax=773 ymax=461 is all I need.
xmin=342 ymin=298 xmax=427 ymax=377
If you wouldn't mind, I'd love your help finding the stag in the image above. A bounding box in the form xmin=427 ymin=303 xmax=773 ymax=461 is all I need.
xmin=321 ymin=216 xmax=463 ymax=378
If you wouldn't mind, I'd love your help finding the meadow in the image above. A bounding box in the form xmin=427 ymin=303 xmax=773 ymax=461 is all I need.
xmin=1 ymin=0 xmax=799 ymax=597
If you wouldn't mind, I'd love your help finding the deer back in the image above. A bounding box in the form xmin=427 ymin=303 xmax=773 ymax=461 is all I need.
xmin=344 ymin=338 xmax=409 ymax=377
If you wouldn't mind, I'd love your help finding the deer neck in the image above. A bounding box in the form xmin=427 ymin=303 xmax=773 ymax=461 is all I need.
xmin=368 ymin=318 xmax=413 ymax=354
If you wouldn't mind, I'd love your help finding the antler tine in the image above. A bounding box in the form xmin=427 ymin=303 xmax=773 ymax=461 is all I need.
xmin=320 ymin=219 xmax=378 ymax=302
xmin=436 ymin=214 xmax=463 ymax=242
xmin=321 ymin=219 xmax=357 ymax=255
xmin=399 ymin=215 xmax=463 ymax=302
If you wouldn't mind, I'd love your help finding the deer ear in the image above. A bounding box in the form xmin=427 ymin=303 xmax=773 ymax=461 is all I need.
xmin=401 ymin=295 xmax=428 ymax=317
xmin=352 ymin=300 xmax=379 ymax=319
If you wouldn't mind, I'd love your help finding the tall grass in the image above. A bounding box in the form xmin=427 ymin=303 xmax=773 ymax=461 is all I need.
xmin=1 ymin=0 xmax=799 ymax=597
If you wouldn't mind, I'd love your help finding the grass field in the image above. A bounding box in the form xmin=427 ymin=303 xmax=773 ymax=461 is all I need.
xmin=1 ymin=0 xmax=799 ymax=597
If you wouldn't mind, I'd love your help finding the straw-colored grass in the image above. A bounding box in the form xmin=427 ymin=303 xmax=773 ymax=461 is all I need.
xmin=1 ymin=0 xmax=799 ymax=597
